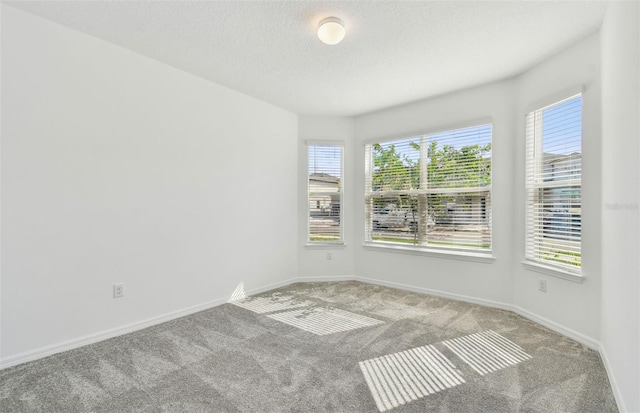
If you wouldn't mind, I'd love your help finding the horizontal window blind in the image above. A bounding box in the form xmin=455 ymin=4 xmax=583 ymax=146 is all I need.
xmin=365 ymin=124 xmax=492 ymax=251
xmin=308 ymin=144 xmax=343 ymax=243
xmin=525 ymin=94 xmax=582 ymax=270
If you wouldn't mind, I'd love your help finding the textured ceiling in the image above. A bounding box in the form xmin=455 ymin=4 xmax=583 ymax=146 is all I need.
xmin=5 ymin=1 xmax=609 ymax=116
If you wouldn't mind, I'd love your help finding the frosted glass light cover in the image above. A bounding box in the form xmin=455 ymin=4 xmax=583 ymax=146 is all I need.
xmin=318 ymin=17 xmax=345 ymax=45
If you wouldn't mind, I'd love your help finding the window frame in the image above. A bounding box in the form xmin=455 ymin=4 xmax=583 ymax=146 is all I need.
xmin=523 ymin=92 xmax=584 ymax=281
xmin=363 ymin=120 xmax=494 ymax=259
xmin=306 ymin=141 xmax=345 ymax=246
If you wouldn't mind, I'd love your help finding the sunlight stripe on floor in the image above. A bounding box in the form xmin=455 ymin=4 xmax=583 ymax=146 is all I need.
xmin=359 ymin=345 xmax=465 ymax=412
xmin=267 ymin=307 xmax=384 ymax=335
xmin=231 ymin=295 xmax=313 ymax=314
xmin=442 ymin=330 xmax=532 ymax=376
xmin=369 ymin=306 xmax=433 ymax=321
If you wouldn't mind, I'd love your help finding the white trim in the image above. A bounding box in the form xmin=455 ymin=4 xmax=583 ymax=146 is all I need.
xmin=0 ymin=296 xmax=220 ymax=369
xmin=0 ymin=274 xmax=613 ymax=409
xmin=290 ymin=275 xmax=356 ymax=283
xmin=0 ymin=277 xmax=295 ymax=370
xmin=305 ymin=139 xmax=344 ymax=146
xmin=364 ymin=242 xmax=495 ymax=263
xmin=1 ymin=274 xmax=620 ymax=412
xmin=598 ymin=343 xmax=628 ymax=413
xmin=353 ymin=275 xmax=512 ymax=311
xmin=304 ymin=242 xmax=346 ymax=249
xmin=0 ymin=275 xmax=599 ymax=358
xmin=524 ymin=85 xmax=585 ymax=115
xmin=521 ymin=260 xmax=584 ymax=283
xmin=356 ymin=276 xmax=600 ymax=351
xmin=510 ymin=305 xmax=599 ymax=350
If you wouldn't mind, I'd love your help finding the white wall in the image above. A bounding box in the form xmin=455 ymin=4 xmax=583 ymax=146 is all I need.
xmin=298 ymin=116 xmax=355 ymax=279
xmin=512 ymin=33 xmax=602 ymax=343
xmin=600 ymin=2 xmax=640 ymax=412
xmin=353 ymin=81 xmax=516 ymax=306
xmin=1 ymin=6 xmax=298 ymax=364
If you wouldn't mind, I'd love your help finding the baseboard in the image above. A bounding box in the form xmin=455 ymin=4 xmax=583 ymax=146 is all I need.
xmin=259 ymin=274 xmax=603 ymax=352
xmin=1 ymin=294 xmax=234 ymax=369
xmin=1 ymin=274 xmax=624 ymax=412
xmin=598 ymin=343 xmax=628 ymax=413
xmin=0 ymin=275 xmax=362 ymax=370
xmin=352 ymin=276 xmax=625 ymax=410
xmin=510 ymin=305 xmax=600 ymax=351
xmin=288 ymin=274 xmax=357 ymax=283
xmin=353 ymin=275 xmax=514 ymax=312
xmin=0 ymin=275 xmax=602 ymax=373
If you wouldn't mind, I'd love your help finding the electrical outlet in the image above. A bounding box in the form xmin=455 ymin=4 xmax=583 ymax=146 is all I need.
xmin=326 ymin=252 xmax=332 ymax=260
xmin=113 ymin=283 xmax=125 ymax=298
xmin=538 ymin=279 xmax=547 ymax=293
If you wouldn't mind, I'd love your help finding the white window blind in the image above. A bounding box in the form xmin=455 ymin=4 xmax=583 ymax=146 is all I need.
xmin=308 ymin=144 xmax=343 ymax=243
xmin=525 ymin=94 xmax=582 ymax=271
xmin=365 ymin=124 xmax=492 ymax=252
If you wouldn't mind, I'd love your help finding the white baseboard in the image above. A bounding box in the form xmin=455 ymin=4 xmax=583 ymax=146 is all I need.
xmin=353 ymin=275 xmax=514 ymax=312
xmin=0 ymin=275 xmax=605 ymax=385
xmin=1 ymin=274 xmax=624 ymax=412
xmin=253 ymin=274 xmax=603 ymax=352
xmin=352 ymin=275 xmax=604 ymax=351
xmin=265 ymin=274 xmax=602 ymax=351
xmin=0 ymin=275 xmax=357 ymax=370
xmin=0 ymin=295 xmax=227 ymax=369
xmin=289 ymin=275 xmax=357 ymax=283
xmin=598 ymin=344 xmax=628 ymax=413
xmin=510 ymin=305 xmax=600 ymax=350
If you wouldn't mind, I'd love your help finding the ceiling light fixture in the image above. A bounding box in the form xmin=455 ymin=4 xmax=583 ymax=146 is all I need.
xmin=317 ymin=17 xmax=345 ymax=45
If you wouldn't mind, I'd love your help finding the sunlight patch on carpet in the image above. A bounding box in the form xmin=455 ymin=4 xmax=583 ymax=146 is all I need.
xmin=368 ymin=305 xmax=433 ymax=321
xmin=267 ymin=307 xmax=384 ymax=335
xmin=442 ymin=330 xmax=532 ymax=376
xmin=359 ymin=344 xmax=465 ymax=412
xmin=231 ymin=295 xmax=314 ymax=314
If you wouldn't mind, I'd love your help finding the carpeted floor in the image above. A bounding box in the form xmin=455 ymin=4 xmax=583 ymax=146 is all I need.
xmin=0 ymin=281 xmax=618 ymax=412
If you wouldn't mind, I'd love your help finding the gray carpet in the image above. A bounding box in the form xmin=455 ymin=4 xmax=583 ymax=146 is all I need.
xmin=0 ymin=281 xmax=618 ymax=412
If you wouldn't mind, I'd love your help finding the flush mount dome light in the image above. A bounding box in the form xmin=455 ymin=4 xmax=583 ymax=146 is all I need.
xmin=317 ymin=17 xmax=345 ymax=45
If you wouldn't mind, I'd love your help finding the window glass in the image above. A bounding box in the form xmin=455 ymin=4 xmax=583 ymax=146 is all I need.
xmin=308 ymin=144 xmax=343 ymax=243
xmin=525 ymin=95 xmax=582 ymax=270
xmin=365 ymin=124 xmax=492 ymax=252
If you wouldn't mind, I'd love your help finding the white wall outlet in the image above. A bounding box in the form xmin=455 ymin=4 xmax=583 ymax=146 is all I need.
xmin=113 ymin=283 xmax=125 ymax=298
xmin=326 ymin=252 xmax=332 ymax=260
xmin=538 ymin=279 xmax=547 ymax=293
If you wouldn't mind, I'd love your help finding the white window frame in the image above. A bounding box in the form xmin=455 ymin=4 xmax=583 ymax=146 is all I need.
xmin=364 ymin=121 xmax=493 ymax=260
xmin=523 ymin=92 xmax=583 ymax=281
xmin=306 ymin=141 xmax=344 ymax=246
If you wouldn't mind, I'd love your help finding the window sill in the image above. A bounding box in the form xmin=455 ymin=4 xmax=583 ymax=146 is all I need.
xmin=521 ymin=260 xmax=584 ymax=283
xmin=305 ymin=242 xmax=346 ymax=249
xmin=363 ymin=242 xmax=495 ymax=263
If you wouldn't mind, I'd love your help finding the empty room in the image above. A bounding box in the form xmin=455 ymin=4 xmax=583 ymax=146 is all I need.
xmin=1 ymin=1 xmax=638 ymax=412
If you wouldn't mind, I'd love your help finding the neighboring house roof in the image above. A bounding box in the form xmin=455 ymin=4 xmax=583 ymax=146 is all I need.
xmin=544 ymin=152 xmax=582 ymax=164
xmin=309 ymin=173 xmax=340 ymax=184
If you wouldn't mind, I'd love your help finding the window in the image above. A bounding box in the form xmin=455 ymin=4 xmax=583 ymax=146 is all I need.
xmin=525 ymin=94 xmax=582 ymax=272
xmin=308 ymin=143 xmax=343 ymax=243
xmin=365 ymin=124 xmax=492 ymax=253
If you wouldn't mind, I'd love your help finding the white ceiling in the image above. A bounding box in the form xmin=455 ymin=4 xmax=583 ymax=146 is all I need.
xmin=6 ymin=1 xmax=609 ymax=117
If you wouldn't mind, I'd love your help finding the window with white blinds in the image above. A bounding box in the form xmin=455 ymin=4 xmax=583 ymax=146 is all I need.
xmin=308 ymin=143 xmax=343 ymax=243
xmin=365 ymin=124 xmax=492 ymax=253
xmin=525 ymin=94 xmax=582 ymax=271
